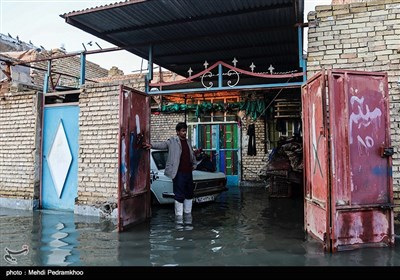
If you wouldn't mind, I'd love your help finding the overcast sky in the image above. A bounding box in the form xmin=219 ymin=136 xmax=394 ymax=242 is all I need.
xmin=0 ymin=0 xmax=331 ymax=74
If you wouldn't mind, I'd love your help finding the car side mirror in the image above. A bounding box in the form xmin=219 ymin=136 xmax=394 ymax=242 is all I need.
xmin=150 ymin=170 xmax=159 ymax=183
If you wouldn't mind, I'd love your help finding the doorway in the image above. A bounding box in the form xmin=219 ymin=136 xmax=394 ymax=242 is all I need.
xmin=42 ymin=105 xmax=79 ymax=211
xmin=190 ymin=123 xmax=239 ymax=186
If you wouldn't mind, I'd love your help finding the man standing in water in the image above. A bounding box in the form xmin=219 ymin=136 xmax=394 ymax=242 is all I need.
xmin=142 ymin=122 xmax=197 ymax=229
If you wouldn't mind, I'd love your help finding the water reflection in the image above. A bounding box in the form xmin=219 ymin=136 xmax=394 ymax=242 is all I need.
xmin=117 ymin=222 xmax=151 ymax=266
xmin=33 ymin=210 xmax=80 ymax=266
xmin=1 ymin=187 xmax=399 ymax=266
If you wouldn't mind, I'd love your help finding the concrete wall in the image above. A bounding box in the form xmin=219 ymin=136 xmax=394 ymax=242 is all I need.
xmin=307 ymin=0 xmax=400 ymax=218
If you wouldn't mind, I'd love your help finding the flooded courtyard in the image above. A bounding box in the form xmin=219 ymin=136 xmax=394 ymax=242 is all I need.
xmin=1 ymin=187 xmax=399 ymax=267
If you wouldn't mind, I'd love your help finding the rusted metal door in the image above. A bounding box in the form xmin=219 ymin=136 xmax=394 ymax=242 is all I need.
xmin=302 ymin=69 xmax=394 ymax=252
xmin=302 ymin=70 xmax=331 ymax=251
xmin=118 ymin=86 xmax=151 ymax=231
xmin=328 ymin=70 xmax=394 ymax=251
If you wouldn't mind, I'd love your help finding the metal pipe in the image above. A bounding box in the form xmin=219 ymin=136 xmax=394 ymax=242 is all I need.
xmin=297 ymin=25 xmax=307 ymax=82
xmin=11 ymin=46 xmax=122 ymax=65
xmin=1 ymin=60 xmax=98 ymax=83
xmin=218 ymin=64 xmax=223 ymax=88
xmin=146 ymin=45 xmax=153 ymax=93
xmin=80 ymin=52 xmax=86 ymax=86
xmin=43 ymin=60 xmax=51 ymax=93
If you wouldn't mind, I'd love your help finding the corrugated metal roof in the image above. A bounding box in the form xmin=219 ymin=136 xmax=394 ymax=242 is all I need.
xmin=61 ymin=0 xmax=304 ymax=79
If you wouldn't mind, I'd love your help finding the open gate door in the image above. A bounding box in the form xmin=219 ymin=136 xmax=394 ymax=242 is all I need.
xmin=328 ymin=70 xmax=394 ymax=251
xmin=302 ymin=69 xmax=395 ymax=252
xmin=118 ymin=86 xmax=151 ymax=231
xmin=302 ymin=70 xmax=331 ymax=251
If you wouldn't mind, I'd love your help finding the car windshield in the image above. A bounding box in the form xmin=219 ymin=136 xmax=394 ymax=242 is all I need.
xmin=152 ymin=150 xmax=168 ymax=170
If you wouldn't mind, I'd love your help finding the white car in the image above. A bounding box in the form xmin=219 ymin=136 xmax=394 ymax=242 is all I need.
xmin=150 ymin=149 xmax=228 ymax=204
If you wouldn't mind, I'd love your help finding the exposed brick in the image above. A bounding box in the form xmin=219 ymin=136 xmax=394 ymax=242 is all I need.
xmin=307 ymin=0 xmax=400 ymax=218
xmin=0 ymin=91 xmax=40 ymax=200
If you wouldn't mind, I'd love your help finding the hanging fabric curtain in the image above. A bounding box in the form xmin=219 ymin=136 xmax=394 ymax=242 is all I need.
xmin=160 ymin=100 xmax=266 ymax=120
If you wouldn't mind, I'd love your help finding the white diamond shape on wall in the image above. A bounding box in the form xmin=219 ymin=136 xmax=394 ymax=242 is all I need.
xmin=48 ymin=121 xmax=72 ymax=198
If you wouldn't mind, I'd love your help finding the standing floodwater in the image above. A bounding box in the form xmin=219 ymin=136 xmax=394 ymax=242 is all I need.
xmin=1 ymin=187 xmax=399 ymax=266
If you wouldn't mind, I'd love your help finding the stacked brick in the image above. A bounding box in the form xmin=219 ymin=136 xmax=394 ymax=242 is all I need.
xmin=0 ymin=91 xmax=41 ymax=205
xmin=76 ymin=77 xmax=147 ymax=216
xmin=31 ymin=50 xmax=108 ymax=89
xmin=150 ymin=113 xmax=182 ymax=142
xmin=241 ymin=119 xmax=267 ymax=181
xmin=76 ymin=83 xmax=120 ymax=210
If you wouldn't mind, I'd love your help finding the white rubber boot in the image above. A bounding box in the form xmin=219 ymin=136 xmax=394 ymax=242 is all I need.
xmin=183 ymin=199 xmax=193 ymax=228
xmin=174 ymin=200 xmax=184 ymax=229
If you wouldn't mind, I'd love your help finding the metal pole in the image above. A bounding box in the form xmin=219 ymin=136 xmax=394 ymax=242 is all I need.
xmin=146 ymin=45 xmax=153 ymax=93
xmin=80 ymin=52 xmax=86 ymax=86
xmin=43 ymin=60 xmax=51 ymax=93
xmin=298 ymin=25 xmax=306 ymax=82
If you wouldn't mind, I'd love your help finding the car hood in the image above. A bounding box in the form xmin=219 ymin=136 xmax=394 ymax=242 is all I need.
xmin=155 ymin=169 xmax=225 ymax=180
xmin=192 ymin=170 xmax=226 ymax=180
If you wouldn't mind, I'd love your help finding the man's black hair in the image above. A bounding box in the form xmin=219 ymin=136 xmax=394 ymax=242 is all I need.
xmin=176 ymin=122 xmax=187 ymax=131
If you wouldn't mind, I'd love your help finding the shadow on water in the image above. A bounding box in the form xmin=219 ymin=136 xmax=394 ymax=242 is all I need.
xmin=1 ymin=186 xmax=400 ymax=266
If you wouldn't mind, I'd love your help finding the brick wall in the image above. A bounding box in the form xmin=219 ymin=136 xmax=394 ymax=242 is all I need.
xmin=307 ymin=0 xmax=400 ymax=219
xmin=31 ymin=51 xmax=109 ymax=89
xmin=0 ymin=90 xmax=42 ymax=209
xmin=394 ymin=191 xmax=400 ymax=218
xmin=0 ymin=73 xmax=268 ymax=214
xmin=76 ymin=77 xmax=147 ymax=217
xmin=150 ymin=113 xmax=183 ymax=142
xmin=332 ymin=0 xmax=377 ymax=4
xmin=96 ymin=73 xmax=147 ymax=88
xmin=0 ymin=73 xmax=148 ymax=216
xmin=76 ymin=83 xmax=121 ymax=216
xmin=241 ymin=119 xmax=267 ymax=181
xmin=0 ymin=49 xmax=108 ymax=90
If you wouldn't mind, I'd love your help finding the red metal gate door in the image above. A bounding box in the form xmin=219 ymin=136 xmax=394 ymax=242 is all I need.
xmin=302 ymin=71 xmax=331 ymax=251
xmin=118 ymin=86 xmax=151 ymax=231
xmin=328 ymin=70 xmax=394 ymax=251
